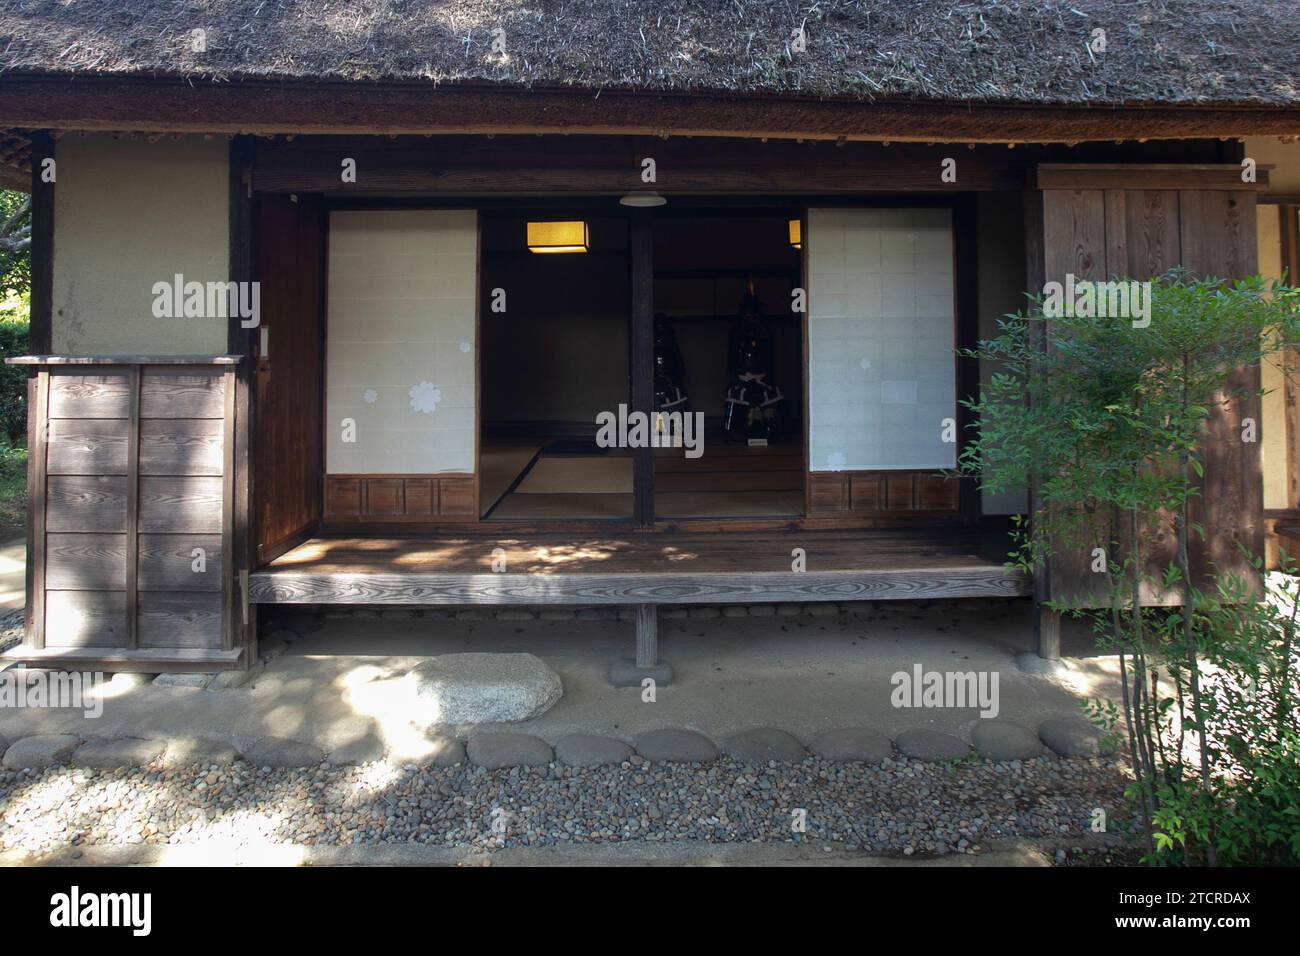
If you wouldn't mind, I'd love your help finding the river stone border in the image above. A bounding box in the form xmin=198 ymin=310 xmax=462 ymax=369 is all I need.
xmin=894 ymin=728 xmax=972 ymax=762
xmin=466 ymin=733 xmax=553 ymax=769
xmin=1038 ymin=717 xmax=1108 ymax=757
xmin=724 ymin=728 xmax=806 ymax=763
xmin=72 ymin=737 xmax=166 ymax=770
xmin=809 ymin=728 xmax=892 ymax=763
xmin=0 ymin=716 xmax=1109 ymax=771
xmin=635 ymin=729 xmax=720 ymax=764
xmin=238 ymin=736 xmax=326 ymax=769
xmin=971 ymin=720 xmax=1044 ymax=761
xmin=554 ymin=734 xmax=635 ymax=766
xmin=2 ymin=734 xmax=82 ymax=770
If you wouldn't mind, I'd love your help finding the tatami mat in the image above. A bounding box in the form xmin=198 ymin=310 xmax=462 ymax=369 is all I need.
xmin=654 ymin=490 xmax=803 ymax=518
xmin=479 ymin=446 xmax=543 ymax=515
xmin=489 ymin=492 xmax=634 ymax=519
xmin=483 ymin=444 xmax=803 ymax=520
xmin=514 ymin=455 xmax=633 ymax=494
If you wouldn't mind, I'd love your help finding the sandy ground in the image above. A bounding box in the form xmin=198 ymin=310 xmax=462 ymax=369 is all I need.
xmin=0 ymin=599 xmax=1122 ymax=760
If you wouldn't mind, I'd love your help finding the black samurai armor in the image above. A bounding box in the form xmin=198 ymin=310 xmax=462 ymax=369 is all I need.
xmin=722 ymin=291 xmax=784 ymax=442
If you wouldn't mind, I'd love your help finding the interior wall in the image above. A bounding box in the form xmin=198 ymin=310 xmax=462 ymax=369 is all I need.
xmin=976 ymin=192 xmax=1031 ymax=516
xmin=480 ymin=215 xmax=628 ymax=427
xmin=52 ymin=134 xmax=230 ymax=354
xmin=807 ymin=207 xmax=956 ymax=472
xmin=326 ymin=209 xmax=477 ymax=474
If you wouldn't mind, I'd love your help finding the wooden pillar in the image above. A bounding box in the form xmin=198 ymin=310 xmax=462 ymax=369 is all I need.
xmin=609 ymin=603 xmax=671 ymax=686
xmin=629 ymin=207 xmax=655 ymax=528
xmin=27 ymin=130 xmax=53 ymax=354
xmin=1034 ymin=604 xmax=1061 ymax=660
xmin=1023 ymin=186 xmax=1058 ymax=662
xmin=228 ymin=136 xmax=256 ymax=663
xmin=635 ymin=603 xmax=658 ymax=667
xmin=953 ymin=193 xmax=981 ymax=525
xmin=23 ymin=133 xmax=54 ymax=650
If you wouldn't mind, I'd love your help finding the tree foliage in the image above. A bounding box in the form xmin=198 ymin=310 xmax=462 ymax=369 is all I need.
xmin=961 ymin=270 xmax=1300 ymax=864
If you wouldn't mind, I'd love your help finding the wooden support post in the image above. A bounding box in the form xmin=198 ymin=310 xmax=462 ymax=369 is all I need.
xmin=629 ymin=207 xmax=655 ymax=529
xmin=635 ymin=603 xmax=658 ymax=668
xmin=1034 ymin=604 xmax=1061 ymax=661
xmin=609 ymin=603 xmax=672 ymax=687
xmin=228 ymin=136 xmax=256 ymax=663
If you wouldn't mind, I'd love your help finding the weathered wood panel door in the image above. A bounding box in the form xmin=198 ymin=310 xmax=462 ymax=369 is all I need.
xmin=1028 ymin=164 xmax=1263 ymax=610
xmin=253 ymin=194 xmax=325 ymax=563
xmin=17 ymin=359 xmax=244 ymax=669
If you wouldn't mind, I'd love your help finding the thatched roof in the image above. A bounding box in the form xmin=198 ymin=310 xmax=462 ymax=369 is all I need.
xmin=0 ymin=0 xmax=1297 ymax=107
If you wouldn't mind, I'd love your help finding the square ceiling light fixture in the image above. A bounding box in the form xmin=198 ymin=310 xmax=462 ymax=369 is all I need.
xmin=526 ymin=220 xmax=589 ymax=254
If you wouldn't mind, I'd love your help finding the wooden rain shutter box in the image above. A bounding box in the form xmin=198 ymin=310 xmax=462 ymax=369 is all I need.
xmin=1030 ymin=165 xmax=1263 ymax=608
xmin=15 ymin=357 xmax=245 ymax=669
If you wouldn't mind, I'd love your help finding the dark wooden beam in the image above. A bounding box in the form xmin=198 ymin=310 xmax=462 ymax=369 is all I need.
xmin=953 ymin=193 xmax=980 ymax=524
xmin=1037 ymin=163 xmax=1268 ymax=191
xmin=4 ymin=76 xmax=1300 ymax=143
xmin=27 ymin=130 xmax=53 ymax=354
xmin=228 ymin=136 xmax=256 ymax=659
xmin=630 ymin=207 xmax=654 ymax=529
xmin=254 ymin=135 xmax=1028 ymax=194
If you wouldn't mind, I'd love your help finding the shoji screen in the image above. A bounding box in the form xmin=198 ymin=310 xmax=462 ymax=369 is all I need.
xmin=806 ymin=208 xmax=955 ymax=472
xmin=326 ymin=210 xmax=477 ymax=475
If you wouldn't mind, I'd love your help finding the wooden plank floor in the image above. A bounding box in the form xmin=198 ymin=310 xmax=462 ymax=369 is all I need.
xmin=251 ymin=530 xmax=1029 ymax=605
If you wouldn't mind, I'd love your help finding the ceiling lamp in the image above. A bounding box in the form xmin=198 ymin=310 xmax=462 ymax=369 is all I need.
xmin=526 ymin=220 xmax=589 ymax=254
xmin=788 ymin=219 xmax=802 ymax=249
xmin=619 ymin=192 xmax=667 ymax=207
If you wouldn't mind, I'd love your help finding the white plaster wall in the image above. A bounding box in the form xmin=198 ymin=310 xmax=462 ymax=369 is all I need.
xmin=52 ymin=134 xmax=230 ymax=354
xmin=326 ymin=210 xmax=477 ymax=474
xmin=807 ymin=208 xmax=956 ymax=472
xmin=1245 ymin=137 xmax=1300 ymax=195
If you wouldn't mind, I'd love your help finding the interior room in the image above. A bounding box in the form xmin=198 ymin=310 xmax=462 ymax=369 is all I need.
xmin=479 ymin=206 xmax=805 ymax=522
xmin=479 ymin=210 xmax=634 ymax=520
xmin=650 ymin=210 xmax=804 ymax=519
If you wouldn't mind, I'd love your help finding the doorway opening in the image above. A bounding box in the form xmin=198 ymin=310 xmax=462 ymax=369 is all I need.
xmin=479 ymin=205 xmax=806 ymax=523
xmin=479 ymin=210 xmax=634 ymax=520
xmin=651 ymin=209 xmax=804 ymax=519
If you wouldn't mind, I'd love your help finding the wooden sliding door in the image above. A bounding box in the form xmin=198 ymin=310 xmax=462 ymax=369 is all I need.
xmin=253 ymin=193 xmax=325 ymax=562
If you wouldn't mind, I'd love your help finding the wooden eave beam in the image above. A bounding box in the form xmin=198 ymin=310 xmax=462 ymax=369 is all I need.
xmin=1 ymin=75 xmax=1300 ymax=143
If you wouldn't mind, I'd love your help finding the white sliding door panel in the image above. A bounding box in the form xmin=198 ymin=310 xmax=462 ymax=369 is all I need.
xmin=807 ymin=208 xmax=956 ymax=472
xmin=326 ymin=210 xmax=477 ymax=474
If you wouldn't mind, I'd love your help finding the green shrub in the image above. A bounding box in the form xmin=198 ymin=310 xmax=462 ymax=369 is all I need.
xmin=0 ymin=440 xmax=24 ymax=480
xmin=962 ymin=270 xmax=1300 ymax=865
xmin=0 ymin=312 xmax=28 ymax=446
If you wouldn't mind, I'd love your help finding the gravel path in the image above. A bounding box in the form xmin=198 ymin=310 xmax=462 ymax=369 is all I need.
xmin=0 ymin=609 xmax=21 ymax=654
xmin=0 ymin=753 xmax=1128 ymax=858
